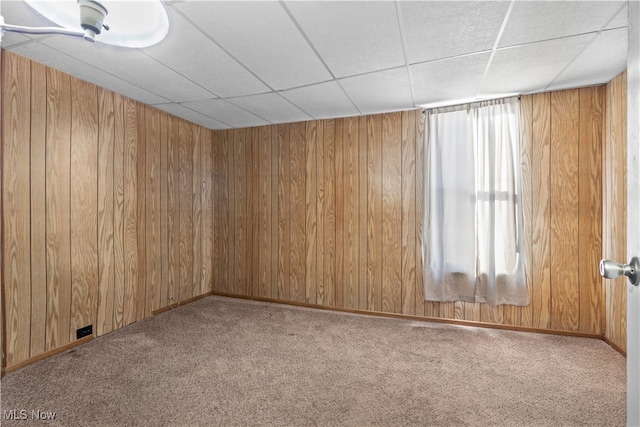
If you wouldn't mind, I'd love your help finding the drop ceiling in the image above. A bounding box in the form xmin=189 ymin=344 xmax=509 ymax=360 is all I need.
xmin=0 ymin=0 xmax=628 ymax=130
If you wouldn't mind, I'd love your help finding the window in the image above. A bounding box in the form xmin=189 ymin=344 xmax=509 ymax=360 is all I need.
xmin=422 ymin=97 xmax=528 ymax=306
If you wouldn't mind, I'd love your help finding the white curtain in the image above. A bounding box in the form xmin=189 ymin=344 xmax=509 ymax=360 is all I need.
xmin=423 ymin=97 xmax=528 ymax=306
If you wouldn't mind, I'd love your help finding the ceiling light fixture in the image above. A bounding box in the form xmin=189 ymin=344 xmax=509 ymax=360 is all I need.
xmin=21 ymin=0 xmax=169 ymax=48
xmin=0 ymin=0 xmax=108 ymax=43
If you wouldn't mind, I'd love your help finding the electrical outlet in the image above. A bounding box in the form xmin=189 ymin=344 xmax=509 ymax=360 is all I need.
xmin=76 ymin=325 xmax=93 ymax=339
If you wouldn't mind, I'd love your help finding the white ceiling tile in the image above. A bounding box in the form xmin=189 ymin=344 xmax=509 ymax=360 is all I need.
xmin=281 ymin=81 xmax=360 ymax=120
xmin=0 ymin=31 xmax=33 ymax=48
xmin=145 ymin=8 xmax=269 ymax=98
xmin=284 ymin=1 xmax=404 ymax=78
xmin=154 ymin=103 xmax=231 ymax=130
xmin=1 ymin=0 xmax=52 ymax=27
xmin=181 ymin=98 xmax=269 ymax=129
xmin=9 ymin=41 xmax=169 ymax=105
xmin=174 ymin=1 xmax=331 ymax=90
xmin=0 ymin=0 xmax=64 ymax=47
xmin=400 ymin=1 xmax=510 ymax=64
xmin=39 ymin=36 xmax=216 ymax=103
xmin=607 ymin=4 xmax=628 ymax=30
xmin=340 ymin=68 xmax=413 ymax=115
xmin=499 ymin=1 xmax=626 ymax=48
xmin=547 ymin=28 xmax=627 ymax=91
xmin=0 ymin=0 xmax=630 ymax=129
xmin=228 ymin=93 xmax=311 ymax=125
xmin=411 ymin=52 xmax=492 ymax=106
xmin=480 ymin=34 xmax=593 ymax=96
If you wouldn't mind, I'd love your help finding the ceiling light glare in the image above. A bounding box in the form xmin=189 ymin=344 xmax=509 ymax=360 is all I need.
xmin=25 ymin=0 xmax=169 ymax=48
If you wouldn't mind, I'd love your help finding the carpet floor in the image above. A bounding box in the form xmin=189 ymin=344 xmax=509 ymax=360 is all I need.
xmin=0 ymin=296 xmax=626 ymax=426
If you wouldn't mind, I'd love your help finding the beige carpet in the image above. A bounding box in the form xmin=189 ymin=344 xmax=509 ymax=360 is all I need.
xmin=0 ymin=296 xmax=626 ymax=426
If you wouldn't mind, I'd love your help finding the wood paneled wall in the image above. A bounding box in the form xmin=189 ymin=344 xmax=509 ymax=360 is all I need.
xmin=0 ymin=39 xmax=3 ymax=369
xmin=0 ymin=49 xmax=627 ymax=370
xmin=211 ymin=87 xmax=606 ymax=335
xmin=212 ymin=113 xmax=425 ymax=314
xmin=519 ymin=88 xmax=604 ymax=333
xmin=604 ymin=72 xmax=627 ymax=352
xmin=1 ymin=50 xmax=214 ymax=369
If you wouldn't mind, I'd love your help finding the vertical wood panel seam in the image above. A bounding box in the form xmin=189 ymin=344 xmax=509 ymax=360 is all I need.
xmin=67 ymin=79 xmax=73 ymax=341
xmin=28 ymin=58 xmax=34 ymax=354
xmin=548 ymin=94 xmax=553 ymax=330
xmin=94 ymin=84 xmax=100 ymax=335
xmin=400 ymin=114 xmax=404 ymax=308
xmin=27 ymin=60 xmax=34 ymax=354
xmin=43 ymin=65 xmax=49 ymax=349
xmin=577 ymin=91 xmax=582 ymax=331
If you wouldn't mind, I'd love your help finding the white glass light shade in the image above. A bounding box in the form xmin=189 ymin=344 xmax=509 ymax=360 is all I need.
xmin=25 ymin=0 xmax=169 ymax=48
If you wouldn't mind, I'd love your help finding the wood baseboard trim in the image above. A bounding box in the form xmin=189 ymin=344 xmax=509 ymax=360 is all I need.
xmin=210 ymin=292 xmax=606 ymax=341
xmin=152 ymin=291 xmax=215 ymax=316
xmin=2 ymin=291 xmax=625 ymax=378
xmin=4 ymin=291 xmax=215 ymax=376
xmin=3 ymin=336 xmax=94 ymax=376
xmin=603 ymin=336 xmax=627 ymax=357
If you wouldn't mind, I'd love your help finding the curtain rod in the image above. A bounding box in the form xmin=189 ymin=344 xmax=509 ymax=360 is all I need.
xmin=421 ymin=95 xmax=521 ymax=115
